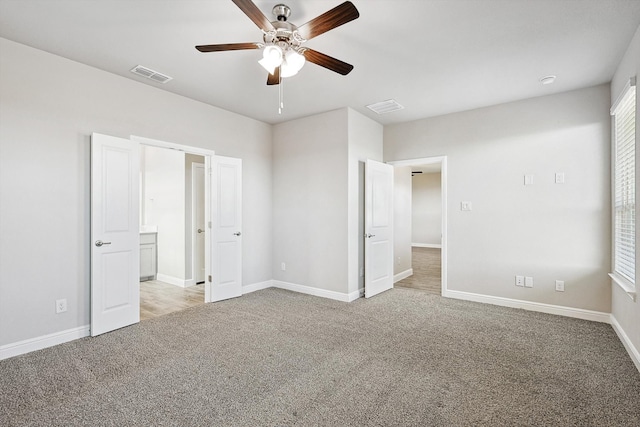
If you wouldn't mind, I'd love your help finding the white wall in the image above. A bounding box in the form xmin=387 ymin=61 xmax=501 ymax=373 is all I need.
xmin=394 ymin=166 xmax=412 ymax=276
xmin=142 ymin=145 xmax=186 ymax=282
xmin=412 ymin=172 xmax=442 ymax=246
xmin=610 ymin=24 xmax=640 ymax=366
xmin=385 ymin=84 xmax=612 ymax=313
xmin=0 ymin=38 xmax=272 ymax=346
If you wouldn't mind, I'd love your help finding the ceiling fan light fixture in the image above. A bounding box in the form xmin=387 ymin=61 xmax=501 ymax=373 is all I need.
xmin=259 ymin=45 xmax=283 ymax=74
xmin=280 ymin=49 xmax=306 ymax=77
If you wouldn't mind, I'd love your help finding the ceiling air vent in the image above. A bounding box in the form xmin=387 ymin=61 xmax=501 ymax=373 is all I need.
xmin=130 ymin=65 xmax=173 ymax=84
xmin=366 ymin=99 xmax=404 ymax=114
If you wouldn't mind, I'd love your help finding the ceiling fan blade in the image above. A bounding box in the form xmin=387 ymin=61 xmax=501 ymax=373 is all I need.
xmin=303 ymin=49 xmax=354 ymax=75
xmin=296 ymin=1 xmax=359 ymax=41
xmin=231 ymin=0 xmax=274 ymax=31
xmin=195 ymin=42 xmax=260 ymax=52
xmin=266 ymin=66 xmax=281 ymax=85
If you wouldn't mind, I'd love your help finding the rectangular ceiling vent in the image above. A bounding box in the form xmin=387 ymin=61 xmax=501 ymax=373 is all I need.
xmin=130 ymin=65 xmax=172 ymax=84
xmin=366 ymin=99 xmax=404 ymax=114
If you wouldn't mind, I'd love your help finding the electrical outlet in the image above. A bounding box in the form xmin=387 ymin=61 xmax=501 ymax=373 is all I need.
xmin=524 ymin=174 xmax=534 ymax=185
xmin=555 ymin=280 xmax=565 ymax=292
xmin=281 ymin=262 xmax=286 ymax=271
xmin=461 ymin=201 xmax=472 ymax=211
xmin=525 ymin=277 xmax=534 ymax=288
xmin=555 ymin=172 xmax=565 ymax=184
xmin=515 ymin=276 xmax=525 ymax=287
xmin=56 ymin=299 xmax=67 ymax=314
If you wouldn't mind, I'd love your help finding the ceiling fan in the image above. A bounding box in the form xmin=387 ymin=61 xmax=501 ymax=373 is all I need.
xmin=195 ymin=0 xmax=360 ymax=86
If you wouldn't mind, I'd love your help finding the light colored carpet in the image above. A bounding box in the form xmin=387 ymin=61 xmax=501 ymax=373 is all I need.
xmin=2 ymin=287 xmax=639 ymax=426
xmin=395 ymin=247 xmax=441 ymax=295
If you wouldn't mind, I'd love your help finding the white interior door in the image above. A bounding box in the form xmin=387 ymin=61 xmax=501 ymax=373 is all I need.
xmin=210 ymin=156 xmax=242 ymax=302
xmin=91 ymin=133 xmax=140 ymax=336
xmin=364 ymin=159 xmax=394 ymax=298
xmin=193 ymin=163 xmax=205 ymax=283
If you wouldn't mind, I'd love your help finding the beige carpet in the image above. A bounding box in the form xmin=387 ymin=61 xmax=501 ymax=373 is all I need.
xmin=2 ymin=287 xmax=640 ymax=426
xmin=395 ymin=247 xmax=441 ymax=295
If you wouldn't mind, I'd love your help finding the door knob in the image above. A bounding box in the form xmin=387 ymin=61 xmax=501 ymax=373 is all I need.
xmin=233 ymin=232 xmax=242 ymax=236
xmin=197 ymin=229 xmax=204 ymax=234
xmin=95 ymin=240 xmax=111 ymax=247
xmin=364 ymin=233 xmax=375 ymax=238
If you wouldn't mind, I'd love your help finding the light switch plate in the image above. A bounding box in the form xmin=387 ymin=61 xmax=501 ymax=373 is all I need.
xmin=524 ymin=174 xmax=534 ymax=185
xmin=461 ymin=201 xmax=472 ymax=211
xmin=525 ymin=277 xmax=534 ymax=288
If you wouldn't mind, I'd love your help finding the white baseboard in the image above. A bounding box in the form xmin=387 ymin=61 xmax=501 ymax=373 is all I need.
xmin=412 ymin=243 xmax=442 ymax=248
xmin=394 ymin=268 xmax=413 ymax=283
xmin=156 ymin=273 xmax=186 ymax=288
xmin=443 ymin=289 xmax=611 ymax=323
xmin=183 ymin=278 xmax=196 ymax=288
xmin=348 ymin=288 xmax=363 ymax=302
xmin=242 ymin=280 xmax=274 ymax=294
xmin=272 ymin=280 xmax=352 ymax=302
xmin=0 ymin=325 xmax=90 ymax=361
xmin=610 ymin=315 xmax=640 ymax=373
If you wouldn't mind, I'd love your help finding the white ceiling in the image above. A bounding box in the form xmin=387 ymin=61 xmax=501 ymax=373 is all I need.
xmin=1 ymin=0 xmax=639 ymax=125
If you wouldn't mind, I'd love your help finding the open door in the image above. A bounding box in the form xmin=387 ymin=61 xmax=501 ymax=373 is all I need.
xmin=364 ymin=159 xmax=394 ymax=298
xmin=210 ymin=156 xmax=242 ymax=302
xmin=91 ymin=133 xmax=140 ymax=336
xmin=193 ymin=163 xmax=206 ymax=283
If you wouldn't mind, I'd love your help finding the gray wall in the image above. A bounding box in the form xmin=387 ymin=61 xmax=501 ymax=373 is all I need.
xmin=0 ymin=38 xmax=273 ymax=346
xmin=272 ymin=108 xmax=382 ymax=296
xmin=385 ymin=84 xmax=612 ymax=312
xmin=347 ymin=109 xmax=384 ymax=294
xmin=272 ymin=109 xmax=350 ymax=293
xmin=610 ymin=24 xmax=640 ymax=363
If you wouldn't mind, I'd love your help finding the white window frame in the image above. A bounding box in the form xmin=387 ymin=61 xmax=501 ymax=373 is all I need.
xmin=609 ymin=76 xmax=637 ymax=301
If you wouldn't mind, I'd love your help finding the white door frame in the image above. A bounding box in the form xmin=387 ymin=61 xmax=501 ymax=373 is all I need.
xmin=387 ymin=156 xmax=448 ymax=296
xmin=131 ymin=135 xmax=215 ymax=302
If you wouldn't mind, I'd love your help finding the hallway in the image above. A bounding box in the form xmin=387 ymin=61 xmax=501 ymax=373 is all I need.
xmin=395 ymin=247 xmax=441 ymax=295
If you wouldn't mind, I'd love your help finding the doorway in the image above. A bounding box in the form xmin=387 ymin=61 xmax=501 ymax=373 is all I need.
xmin=389 ymin=157 xmax=447 ymax=296
xmin=138 ymin=145 xmax=206 ymax=320
xmin=91 ymin=133 xmax=244 ymax=336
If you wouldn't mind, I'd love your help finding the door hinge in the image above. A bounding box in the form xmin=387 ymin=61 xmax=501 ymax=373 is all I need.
xmin=208 ymin=275 xmax=212 ymax=283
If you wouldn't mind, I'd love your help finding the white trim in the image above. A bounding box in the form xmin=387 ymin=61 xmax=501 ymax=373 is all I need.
xmin=242 ymin=280 xmax=274 ymax=294
xmin=0 ymin=325 xmax=90 ymax=361
xmin=183 ymin=278 xmax=197 ymax=288
xmin=610 ymin=76 xmax=637 ymax=114
xmin=610 ymin=315 xmax=640 ymax=373
xmin=411 ymin=243 xmax=441 ymax=248
xmin=156 ymin=273 xmax=187 ymax=288
xmin=443 ymin=289 xmax=611 ymax=323
xmin=242 ymin=280 xmax=362 ymax=302
xmin=348 ymin=288 xmax=364 ymax=302
xmin=609 ymin=273 xmax=637 ymax=301
xmin=272 ymin=280 xmax=353 ymax=302
xmin=388 ymin=156 xmax=447 ymax=168
xmin=130 ymin=135 xmax=215 ymax=157
xmin=394 ymin=268 xmax=413 ymax=283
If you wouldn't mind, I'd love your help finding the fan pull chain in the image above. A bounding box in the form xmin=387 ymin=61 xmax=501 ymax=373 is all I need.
xmin=278 ymin=74 xmax=284 ymax=114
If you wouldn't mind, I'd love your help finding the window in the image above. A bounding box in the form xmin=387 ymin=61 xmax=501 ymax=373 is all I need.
xmin=611 ymin=77 xmax=636 ymax=289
